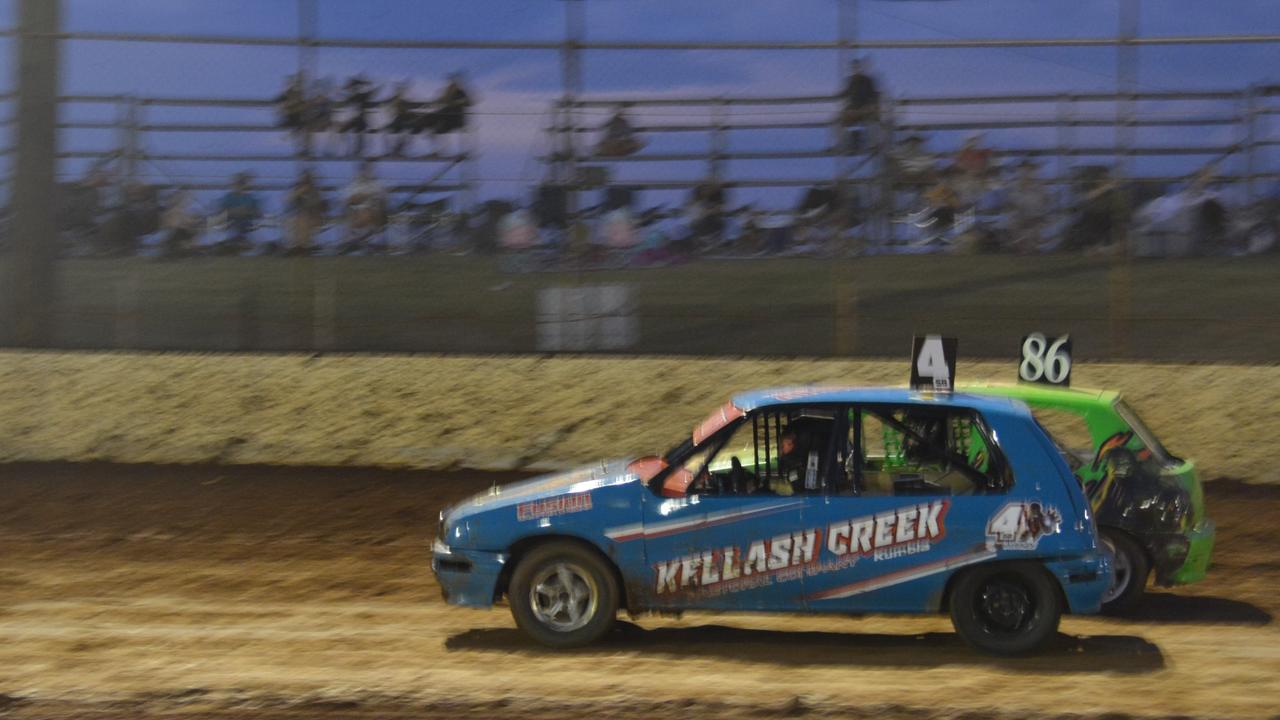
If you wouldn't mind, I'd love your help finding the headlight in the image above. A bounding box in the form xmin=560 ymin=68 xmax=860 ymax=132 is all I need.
xmin=437 ymin=510 xmax=446 ymax=542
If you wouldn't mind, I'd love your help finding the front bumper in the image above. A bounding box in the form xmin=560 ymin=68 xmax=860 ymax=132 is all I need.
xmin=1168 ymin=519 xmax=1215 ymax=585
xmin=431 ymin=540 xmax=507 ymax=608
xmin=1045 ymin=551 xmax=1114 ymax=615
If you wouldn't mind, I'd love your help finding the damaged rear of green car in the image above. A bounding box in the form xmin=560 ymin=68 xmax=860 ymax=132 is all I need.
xmin=963 ymin=383 xmax=1214 ymax=613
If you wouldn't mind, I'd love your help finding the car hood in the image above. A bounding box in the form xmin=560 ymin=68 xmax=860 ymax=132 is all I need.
xmin=444 ymin=458 xmax=641 ymax=525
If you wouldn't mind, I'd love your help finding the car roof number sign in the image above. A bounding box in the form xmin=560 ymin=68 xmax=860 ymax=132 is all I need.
xmin=911 ymin=335 xmax=957 ymax=392
xmin=1019 ymin=333 xmax=1072 ymax=386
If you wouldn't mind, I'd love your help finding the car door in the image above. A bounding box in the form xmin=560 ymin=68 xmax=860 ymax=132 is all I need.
xmin=637 ymin=407 xmax=836 ymax=611
xmin=803 ymin=403 xmax=1015 ymax=613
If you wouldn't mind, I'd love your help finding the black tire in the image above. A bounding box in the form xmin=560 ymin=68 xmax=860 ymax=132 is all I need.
xmin=508 ymin=541 xmax=619 ymax=649
xmin=949 ymin=562 xmax=1062 ymax=656
xmin=1099 ymin=529 xmax=1150 ymax=615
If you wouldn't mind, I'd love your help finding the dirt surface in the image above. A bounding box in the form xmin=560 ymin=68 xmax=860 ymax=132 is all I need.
xmin=1 ymin=462 xmax=1278 ymax=720
xmin=3 ymin=352 xmax=1279 ymax=484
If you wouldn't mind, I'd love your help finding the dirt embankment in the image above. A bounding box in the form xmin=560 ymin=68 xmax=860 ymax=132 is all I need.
xmin=0 ymin=462 xmax=1278 ymax=719
xmin=1 ymin=352 xmax=1278 ymax=482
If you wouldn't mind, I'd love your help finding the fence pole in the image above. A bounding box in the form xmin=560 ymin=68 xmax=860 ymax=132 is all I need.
xmin=1244 ymin=85 xmax=1259 ymax=201
xmin=1109 ymin=0 xmax=1139 ymax=359
xmin=710 ymin=98 xmax=728 ymax=181
xmin=5 ymin=0 xmax=62 ymax=346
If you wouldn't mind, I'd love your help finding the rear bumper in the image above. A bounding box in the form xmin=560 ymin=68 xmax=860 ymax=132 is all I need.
xmin=1046 ymin=551 xmax=1113 ymax=615
xmin=431 ymin=540 xmax=507 ymax=608
xmin=1168 ymin=519 xmax=1215 ymax=585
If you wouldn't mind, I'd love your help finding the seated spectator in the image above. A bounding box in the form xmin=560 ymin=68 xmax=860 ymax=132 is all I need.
xmin=922 ymin=169 xmax=960 ymax=239
xmin=58 ymin=165 xmax=110 ymax=256
xmin=1062 ymin=166 xmax=1124 ymax=253
xmin=159 ymin=189 xmax=202 ymax=258
xmin=596 ymin=104 xmax=645 ymax=157
xmin=383 ymin=80 xmax=424 ymax=157
xmin=422 ymin=71 xmax=474 ymax=156
xmin=105 ymin=183 xmax=161 ymax=257
xmin=838 ymin=57 xmax=881 ymax=153
xmin=339 ymin=74 xmax=379 ymax=157
xmin=285 ymin=170 xmax=328 ymax=256
xmin=305 ymin=78 xmax=339 ymax=157
xmin=685 ymin=180 xmax=727 ymax=251
xmin=892 ymin=134 xmax=935 ymax=187
xmin=1006 ymin=159 xmax=1050 ymax=253
xmin=217 ymin=172 xmax=262 ymax=255
xmin=952 ymin=133 xmax=992 ymax=208
xmin=275 ymin=74 xmax=310 ymax=155
xmin=340 ymin=161 xmax=388 ymax=254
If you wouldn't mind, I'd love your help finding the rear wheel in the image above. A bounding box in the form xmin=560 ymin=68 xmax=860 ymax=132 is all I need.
xmin=1099 ymin=530 xmax=1150 ymax=614
xmin=950 ymin=562 xmax=1062 ymax=656
xmin=509 ymin=541 xmax=618 ymax=649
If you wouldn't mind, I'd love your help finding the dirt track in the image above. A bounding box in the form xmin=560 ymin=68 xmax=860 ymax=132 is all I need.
xmin=1 ymin=463 xmax=1278 ymax=720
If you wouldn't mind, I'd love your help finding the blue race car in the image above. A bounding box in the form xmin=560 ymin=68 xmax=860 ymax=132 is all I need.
xmin=433 ymin=387 xmax=1112 ymax=655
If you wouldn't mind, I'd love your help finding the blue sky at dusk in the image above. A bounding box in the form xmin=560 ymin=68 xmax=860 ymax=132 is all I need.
xmin=1 ymin=0 xmax=1276 ymax=208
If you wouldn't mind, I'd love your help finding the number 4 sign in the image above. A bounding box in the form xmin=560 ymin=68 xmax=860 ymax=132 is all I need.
xmin=911 ymin=335 xmax=957 ymax=392
xmin=1019 ymin=333 xmax=1072 ymax=386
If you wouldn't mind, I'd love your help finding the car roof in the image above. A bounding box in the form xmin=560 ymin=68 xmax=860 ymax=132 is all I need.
xmin=731 ymin=386 xmax=1030 ymax=418
xmin=959 ymin=382 xmax=1120 ymax=408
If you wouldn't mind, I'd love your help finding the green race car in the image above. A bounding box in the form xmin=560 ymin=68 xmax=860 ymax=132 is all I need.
xmin=964 ymin=382 xmax=1215 ymax=613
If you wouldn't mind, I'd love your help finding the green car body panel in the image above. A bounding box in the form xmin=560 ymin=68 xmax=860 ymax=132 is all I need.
xmin=963 ymin=382 xmax=1213 ymax=586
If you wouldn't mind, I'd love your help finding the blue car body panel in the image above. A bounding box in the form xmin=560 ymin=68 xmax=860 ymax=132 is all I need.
xmin=434 ymin=388 xmax=1111 ymax=617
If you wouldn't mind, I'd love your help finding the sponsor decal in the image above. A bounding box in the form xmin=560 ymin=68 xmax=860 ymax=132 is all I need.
xmin=516 ymin=493 xmax=592 ymax=522
xmin=826 ymin=500 xmax=949 ymax=562
xmin=653 ymin=529 xmax=821 ymax=596
xmin=806 ymin=547 xmax=997 ymax=602
xmin=985 ymin=501 xmax=1061 ymax=550
xmin=648 ymin=500 xmax=949 ymax=597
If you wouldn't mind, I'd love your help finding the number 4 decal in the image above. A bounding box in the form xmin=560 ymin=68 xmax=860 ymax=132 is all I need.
xmin=911 ymin=335 xmax=957 ymax=392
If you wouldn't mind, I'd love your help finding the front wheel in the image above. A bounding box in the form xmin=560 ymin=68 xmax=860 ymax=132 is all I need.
xmin=950 ymin=562 xmax=1062 ymax=656
xmin=1099 ymin=530 xmax=1150 ymax=614
xmin=508 ymin=541 xmax=619 ymax=649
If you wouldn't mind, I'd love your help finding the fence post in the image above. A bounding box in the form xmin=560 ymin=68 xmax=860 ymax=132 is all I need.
xmin=710 ymin=97 xmax=728 ymax=181
xmin=1244 ymin=85 xmax=1259 ymax=202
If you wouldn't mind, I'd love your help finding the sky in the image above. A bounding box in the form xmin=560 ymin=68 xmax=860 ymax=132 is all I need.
xmin=0 ymin=0 xmax=1277 ymax=210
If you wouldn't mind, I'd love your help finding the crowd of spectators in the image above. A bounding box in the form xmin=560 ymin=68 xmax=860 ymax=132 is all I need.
xmin=275 ymin=72 xmax=474 ymax=158
xmin=37 ymin=59 xmax=1276 ymax=264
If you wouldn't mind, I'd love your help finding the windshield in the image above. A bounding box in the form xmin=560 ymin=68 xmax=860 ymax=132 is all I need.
xmin=1114 ymin=400 xmax=1177 ymax=464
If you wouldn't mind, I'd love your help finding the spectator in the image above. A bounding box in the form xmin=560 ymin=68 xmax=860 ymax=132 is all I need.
xmin=839 ymin=57 xmax=881 ymax=153
xmin=1006 ymin=159 xmax=1050 ymax=253
xmin=58 ymin=165 xmax=110 ymax=256
xmin=596 ymin=104 xmax=645 ymax=157
xmin=685 ymin=180 xmax=727 ymax=251
xmin=305 ymin=77 xmax=339 ymax=157
xmin=107 ymin=183 xmax=161 ymax=257
xmin=383 ymin=81 xmax=424 ymax=157
xmin=952 ymin=133 xmax=993 ymax=208
xmin=217 ymin=172 xmax=262 ymax=255
xmin=275 ymin=74 xmax=310 ymax=155
xmin=284 ymin=170 xmax=329 ymax=256
xmin=920 ymin=168 xmax=960 ymax=242
xmin=892 ymin=134 xmax=935 ymax=187
xmin=340 ymin=161 xmax=388 ymax=254
xmin=422 ymin=72 xmax=473 ymax=156
xmin=339 ymin=75 xmax=380 ymax=157
xmin=1062 ymin=166 xmax=1124 ymax=253
xmin=159 ymin=189 xmax=202 ymax=258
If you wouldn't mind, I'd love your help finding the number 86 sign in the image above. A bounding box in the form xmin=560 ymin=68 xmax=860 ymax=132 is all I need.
xmin=1019 ymin=333 xmax=1072 ymax=386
